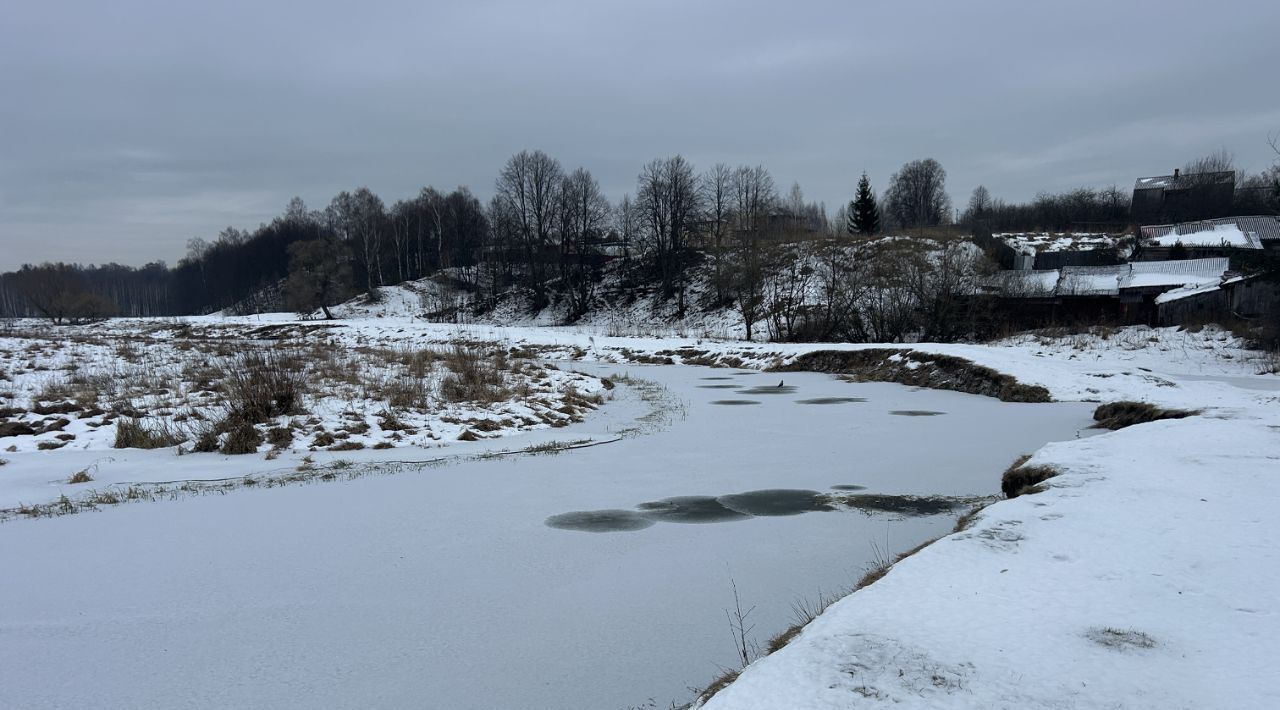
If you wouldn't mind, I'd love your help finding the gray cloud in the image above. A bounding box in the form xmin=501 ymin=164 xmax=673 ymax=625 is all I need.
xmin=2 ymin=0 xmax=1278 ymax=270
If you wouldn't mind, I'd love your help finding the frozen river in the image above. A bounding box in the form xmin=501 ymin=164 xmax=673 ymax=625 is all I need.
xmin=0 ymin=364 xmax=1096 ymax=709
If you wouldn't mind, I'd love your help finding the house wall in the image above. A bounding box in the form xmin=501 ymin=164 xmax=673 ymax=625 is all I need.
xmin=1157 ymin=290 xmax=1229 ymax=326
xmin=1034 ymin=249 xmax=1122 ymax=270
xmin=1230 ymin=279 xmax=1280 ymax=318
xmin=1133 ymin=245 xmax=1236 ymax=262
xmin=1132 ymin=183 xmax=1235 ymax=225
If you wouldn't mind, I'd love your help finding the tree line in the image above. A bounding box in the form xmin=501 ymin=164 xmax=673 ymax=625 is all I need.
xmin=961 ymin=148 xmax=1280 ymax=232
xmin=3 ymin=146 xmax=1277 ymax=326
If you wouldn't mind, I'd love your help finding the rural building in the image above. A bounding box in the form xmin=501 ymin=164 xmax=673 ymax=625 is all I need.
xmin=1156 ymin=275 xmax=1280 ymax=326
xmin=1138 ymin=216 xmax=1280 ymax=260
xmin=987 ymin=232 xmax=1124 ymax=270
xmin=1132 ymin=169 xmax=1235 ymax=225
xmin=989 ymin=257 xmax=1234 ymax=326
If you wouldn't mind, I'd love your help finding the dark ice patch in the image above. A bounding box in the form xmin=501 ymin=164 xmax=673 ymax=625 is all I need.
xmin=637 ymin=496 xmax=753 ymax=524
xmin=830 ymin=484 xmax=867 ymax=491
xmin=889 ymin=410 xmax=945 ymax=416
xmin=545 ymin=510 xmax=656 ymax=532
xmin=796 ymin=397 xmax=866 ymax=405
xmin=737 ymin=385 xmax=798 ymax=395
xmin=832 ymin=494 xmax=967 ymax=516
xmin=717 ymin=489 xmax=833 ymax=516
xmin=711 ymin=399 xmax=761 ymax=405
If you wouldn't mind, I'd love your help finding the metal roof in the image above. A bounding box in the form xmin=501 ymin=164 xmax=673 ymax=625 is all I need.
xmin=1140 ymin=215 xmax=1280 ymax=243
xmin=998 ymin=258 xmax=1230 ymax=298
xmin=1134 ymin=171 xmax=1234 ymax=191
xmin=1126 ymin=257 xmax=1229 ymax=277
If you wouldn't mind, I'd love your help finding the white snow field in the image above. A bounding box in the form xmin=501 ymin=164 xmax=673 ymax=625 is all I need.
xmin=1 ymin=316 xmax=1277 ymax=709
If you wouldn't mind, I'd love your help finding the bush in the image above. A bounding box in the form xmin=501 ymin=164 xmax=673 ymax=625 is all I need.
xmin=312 ymin=431 xmax=336 ymax=447
xmin=192 ymin=428 xmax=220 ymax=453
xmin=220 ymin=421 xmax=263 ymax=455
xmin=779 ymin=349 xmax=1051 ymax=403
xmin=266 ymin=426 xmax=293 ymax=448
xmin=220 ymin=350 xmax=307 ymax=424
xmin=440 ymin=346 xmax=507 ymax=403
xmin=1001 ymin=455 xmax=1060 ymax=498
xmin=1091 ymin=401 xmax=1197 ymax=430
xmin=113 ymin=418 xmax=184 ymax=450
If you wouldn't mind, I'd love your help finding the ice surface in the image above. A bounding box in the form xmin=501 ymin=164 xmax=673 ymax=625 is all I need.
xmin=0 ymin=363 xmax=1094 ymax=710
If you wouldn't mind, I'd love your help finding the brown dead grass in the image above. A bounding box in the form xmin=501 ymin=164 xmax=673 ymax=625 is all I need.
xmin=1091 ymin=401 xmax=1197 ymax=430
xmin=1001 ymin=454 xmax=1060 ymax=498
xmin=113 ymin=418 xmax=184 ymax=450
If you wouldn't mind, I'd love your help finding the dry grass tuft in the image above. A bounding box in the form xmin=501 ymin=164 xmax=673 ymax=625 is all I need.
xmin=1001 ymin=454 xmax=1060 ymax=498
xmin=696 ymin=669 xmax=741 ymax=705
xmin=220 ymin=350 xmax=307 ymax=424
xmin=266 ymin=426 xmax=293 ymax=449
xmin=113 ymin=418 xmax=184 ymax=450
xmin=952 ymin=502 xmax=990 ymax=532
xmin=220 ymin=421 xmax=263 ymax=455
xmin=1091 ymin=401 xmax=1197 ymax=430
xmin=440 ymin=346 xmax=508 ymax=403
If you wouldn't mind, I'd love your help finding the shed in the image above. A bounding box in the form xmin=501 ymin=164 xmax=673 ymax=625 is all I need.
xmin=1132 ymin=170 xmax=1235 ymax=225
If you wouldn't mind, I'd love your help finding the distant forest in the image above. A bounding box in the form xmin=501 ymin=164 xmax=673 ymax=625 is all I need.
xmin=2 ymin=148 xmax=1277 ymax=321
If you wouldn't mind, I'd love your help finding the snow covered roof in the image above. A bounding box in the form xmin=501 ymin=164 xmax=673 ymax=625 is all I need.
xmin=1126 ymin=256 xmax=1228 ymax=276
xmin=1134 ymin=171 xmax=1234 ymax=191
xmin=1154 ymin=281 xmax=1221 ymax=305
xmin=1057 ymin=265 xmax=1126 ymax=296
xmin=1141 ymin=216 xmax=1280 ymax=244
xmin=1120 ymin=258 xmax=1229 ymax=290
xmin=1148 ymin=224 xmax=1259 ymax=249
xmin=1000 ymin=257 xmax=1231 ymax=298
xmin=991 ymin=269 xmax=1060 ymax=297
xmin=993 ymin=232 xmax=1116 ymax=256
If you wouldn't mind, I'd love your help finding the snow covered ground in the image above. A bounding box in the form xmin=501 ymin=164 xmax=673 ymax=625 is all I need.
xmin=0 ymin=320 xmax=608 ymax=508
xmin=1 ymin=313 xmax=1277 ymax=709
xmin=700 ymin=334 xmax=1280 ymax=710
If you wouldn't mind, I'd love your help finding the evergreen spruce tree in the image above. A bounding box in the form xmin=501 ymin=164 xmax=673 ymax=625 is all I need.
xmin=848 ymin=172 xmax=881 ymax=235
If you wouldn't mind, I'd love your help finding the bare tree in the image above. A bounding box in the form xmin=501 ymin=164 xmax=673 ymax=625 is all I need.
xmin=765 ymin=250 xmax=814 ymax=342
xmin=907 ymin=242 xmax=990 ymax=342
xmin=327 ymin=189 xmax=385 ymax=295
xmin=485 ymin=194 xmax=521 ymax=300
xmin=786 ymin=181 xmax=806 ymax=217
xmin=861 ymin=248 xmax=918 ymax=342
xmin=731 ymin=165 xmax=777 ymax=234
xmin=9 ymin=263 xmax=115 ymax=324
xmin=389 ymin=199 xmax=414 ymax=283
xmin=283 ymin=196 xmax=310 ymax=225
xmin=613 ymin=194 xmax=637 ymax=260
xmin=702 ymin=163 xmax=735 ymax=305
xmin=731 ymin=238 xmax=768 ymax=341
xmin=352 ymin=188 xmax=386 ymax=294
xmin=1183 ymin=148 xmax=1235 ymax=177
xmin=557 ymin=167 xmax=611 ymax=319
xmin=441 ymin=188 xmax=489 ymax=287
xmin=495 ymin=150 xmax=563 ymax=302
xmin=636 ymin=155 xmax=702 ymax=312
xmin=963 ymin=185 xmax=992 ymax=225
xmin=883 ymin=158 xmax=952 ymax=229
xmin=813 ymin=242 xmax=869 ymax=341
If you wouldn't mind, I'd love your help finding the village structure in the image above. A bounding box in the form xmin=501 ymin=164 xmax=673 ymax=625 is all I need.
xmin=983 ymin=169 xmax=1280 ymax=328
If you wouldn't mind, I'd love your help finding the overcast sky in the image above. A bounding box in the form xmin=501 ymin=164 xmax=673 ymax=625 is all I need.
xmin=2 ymin=0 xmax=1278 ymax=270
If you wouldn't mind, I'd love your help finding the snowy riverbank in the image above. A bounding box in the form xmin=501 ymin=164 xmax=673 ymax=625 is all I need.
xmin=1 ymin=316 xmax=1276 ymax=709
xmin=698 ymin=331 xmax=1280 ymax=710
